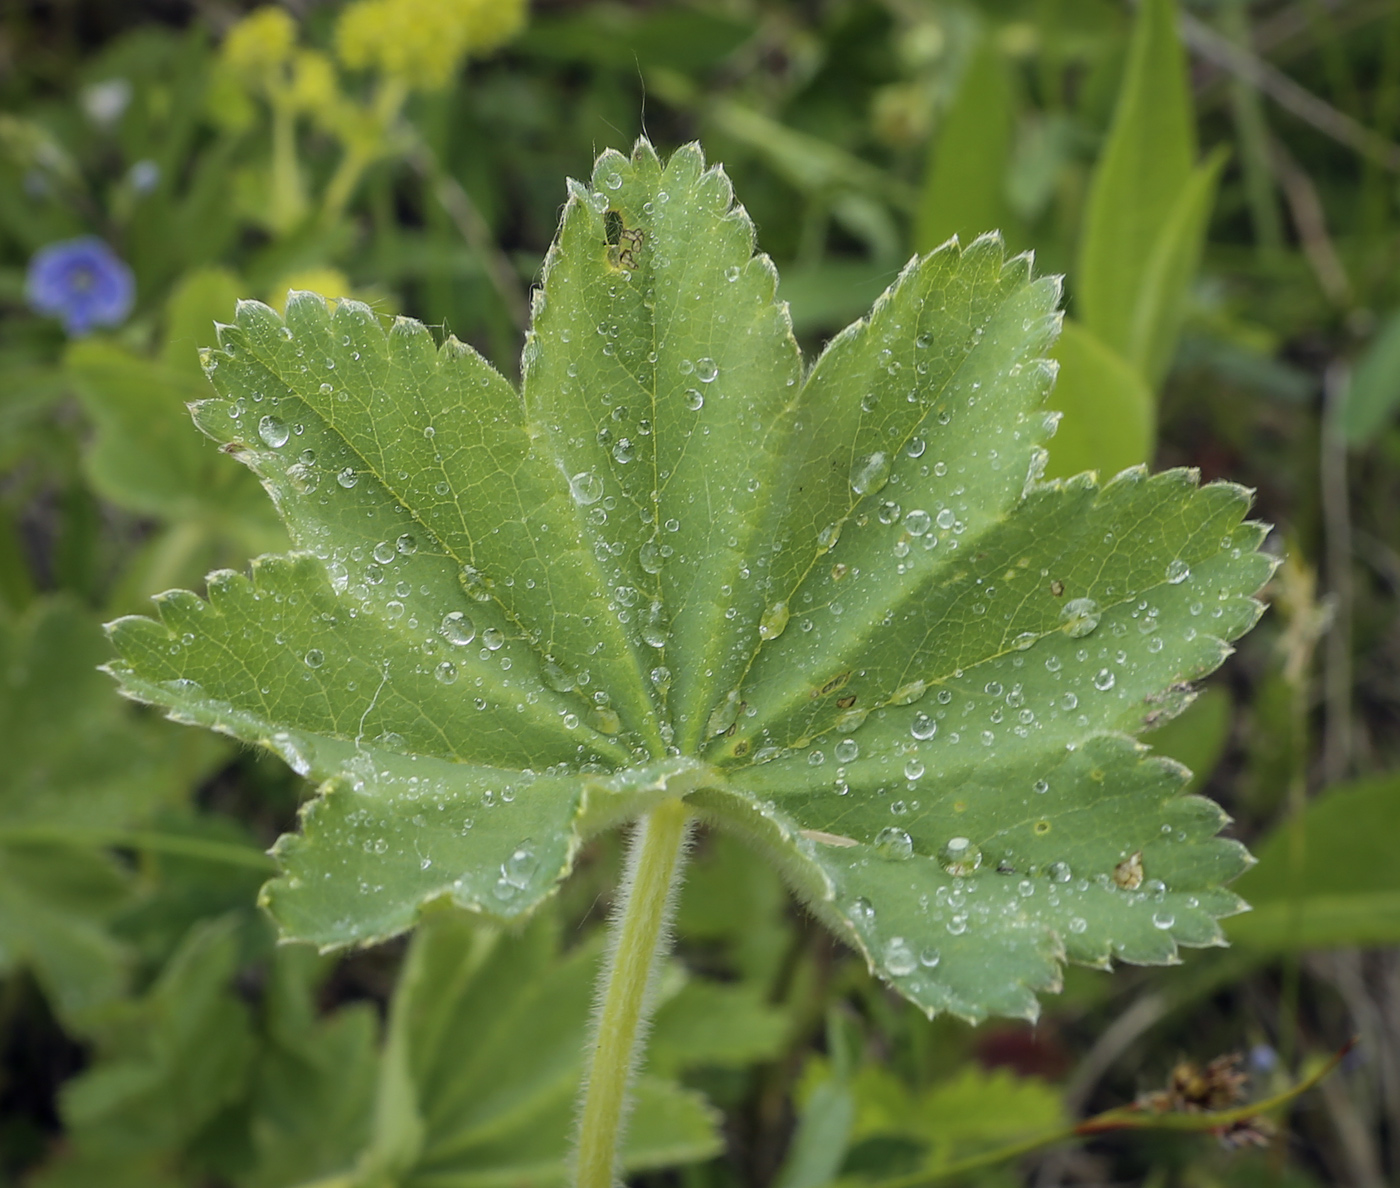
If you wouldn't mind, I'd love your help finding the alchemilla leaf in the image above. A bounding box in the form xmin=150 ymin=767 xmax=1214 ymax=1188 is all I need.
xmin=107 ymin=139 xmax=1272 ymax=1020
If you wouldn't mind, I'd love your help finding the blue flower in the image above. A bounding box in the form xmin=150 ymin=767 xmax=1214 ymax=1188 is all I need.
xmin=26 ymin=236 xmax=135 ymax=336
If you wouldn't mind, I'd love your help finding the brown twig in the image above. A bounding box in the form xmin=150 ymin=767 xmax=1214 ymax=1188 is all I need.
xmin=1269 ymin=135 xmax=1353 ymax=305
xmin=1181 ymin=11 xmax=1400 ymax=172
xmin=404 ymin=143 xmax=530 ymax=333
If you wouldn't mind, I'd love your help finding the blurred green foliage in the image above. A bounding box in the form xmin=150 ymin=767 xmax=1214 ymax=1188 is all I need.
xmin=2 ymin=0 xmax=1400 ymax=1184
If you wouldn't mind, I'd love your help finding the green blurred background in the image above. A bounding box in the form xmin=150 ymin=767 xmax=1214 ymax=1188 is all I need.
xmin=2 ymin=1 xmax=1400 ymax=1186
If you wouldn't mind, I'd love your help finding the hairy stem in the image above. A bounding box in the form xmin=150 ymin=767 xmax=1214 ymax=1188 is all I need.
xmin=575 ymin=797 xmax=691 ymax=1188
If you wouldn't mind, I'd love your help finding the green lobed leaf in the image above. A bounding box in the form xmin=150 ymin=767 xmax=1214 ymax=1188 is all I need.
xmin=107 ymin=139 xmax=1271 ymax=1022
xmin=39 ymin=918 xmax=255 ymax=1180
xmin=345 ymin=908 xmax=722 ymax=1187
xmin=67 ymin=268 xmax=282 ymax=545
xmin=0 ymin=598 xmax=218 ymax=1021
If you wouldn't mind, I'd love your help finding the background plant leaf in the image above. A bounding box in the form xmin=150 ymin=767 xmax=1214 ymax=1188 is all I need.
xmin=1043 ymin=318 xmax=1154 ymax=480
xmin=1075 ymin=0 xmax=1196 ymax=364
xmin=1228 ymin=774 xmax=1400 ymax=951
xmin=0 ymin=598 xmax=218 ymax=1021
xmin=914 ymin=33 xmax=1016 ymax=255
xmin=345 ymin=908 xmax=721 ymax=1188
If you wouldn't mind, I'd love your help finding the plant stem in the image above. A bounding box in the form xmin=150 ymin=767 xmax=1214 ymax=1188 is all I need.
xmin=575 ymin=796 xmax=691 ymax=1188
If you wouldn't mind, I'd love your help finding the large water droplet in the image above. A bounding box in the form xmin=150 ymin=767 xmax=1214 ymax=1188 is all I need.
xmin=938 ymin=837 xmax=981 ymax=876
xmin=903 ymin=509 xmax=932 ymax=536
xmin=874 ymin=827 xmax=913 ymax=860
xmin=435 ymin=660 xmax=458 ymax=684
xmin=695 ymin=357 xmax=719 ymax=382
xmin=570 ymin=471 xmax=604 ymax=505
xmin=834 ymin=738 xmax=859 ymax=762
xmin=441 ymin=612 xmax=476 ymax=646
xmin=911 ymin=713 xmax=937 ymax=741
xmin=336 ymin=467 xmax=359 ymax=488
xmin=758 ymin=601 xmax=790 ymax=641
xmin=891 ymin=679 xmax=926 ymax=706
xmin=850 ymin=451 xmax=891 ymax=496
xmin=304 ymin=649 xmax=324 ymax=669
xmin=1093 ymin=668 xmax=1116 ymax=691
xmin=460 ymin=566 xmax=494 ymax=602
xmin=258 ymin=415 xmax=289 ymax=447
xmin=883 ymin=937 xmax=917 ymax=976
xmin=1166 ymin=559 xmax=1190 ymax=584
xmin=1059 ymin=598 xmax=1101 ymax=638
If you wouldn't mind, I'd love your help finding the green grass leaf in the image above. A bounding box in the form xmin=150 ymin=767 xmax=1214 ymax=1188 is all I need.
xmin=1076 ymin=0 xmax=1216 ymax=390
xmin=1228 ymin=774 xmax=1400 ymax=951
xmin=914 ymin=35 xmax=1016 ymax=255
xmin=1043 ymin=319 xmax=1154 ymax=480
xmin=1343 ymin=308 xmax=1400 ymax=445
xmin=107 ymin=139 xmax=1270 ymax=1022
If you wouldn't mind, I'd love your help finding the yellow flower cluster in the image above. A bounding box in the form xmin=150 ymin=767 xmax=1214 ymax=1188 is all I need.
xmin=222 ymin=6 xmax=297 ymax=80
xmin=336 ymin=0 xmax=527 ymax=90
xmin=219 ymin=7 xmax=340 ymax=122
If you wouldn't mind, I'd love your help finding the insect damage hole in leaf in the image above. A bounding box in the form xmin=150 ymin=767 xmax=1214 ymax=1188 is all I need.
xmin=104 ymin=138 xmax=1272 ymax=1177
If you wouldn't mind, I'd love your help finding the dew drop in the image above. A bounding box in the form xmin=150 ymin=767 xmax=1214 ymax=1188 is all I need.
xmin=257 ymin=415 xmax=289 ymax=447
xmin=938 ymin=836 xmax=981 ymax=876
xmin=1152 ymin=911 xmax=1175 ymax=930
xmin=1166 ymin=559 xmax=1191 ymax=584
xmin=336 ymin=467 xmax=359 ymax=488
xmin=482 ymin=627 xmax=505 ymax=651
xmin=396 ymin=534 xmax=417 ymax=555
xmin=565 ymin=470 xmax=605 ymax=508
xmin=683 ymin=388 xmax=704 ymax=411
xmin=834 ymin=738 xmax=859 ymax=763
xmin=696 ymin=357 xmax=719 ymax=383
xmin=758 ymin=601 xmax=790 ymax=641
xmin=904 ymin=509 xmax=932 ymax=536
xmin=850 ymin=451 xmax=891 ymax=496
xmin=874 ymin=827 xmax=914 ymax=860
xmin=911 ymin=713 xmax=937 ymax=741
xmin=1059 ymin=598 xmax=1101 ymax=638
xmin=883 ymin=937 xmax=917 ymax=976
xmin=304 ymin=648 xmax=324 ymax=669
xmin=373 ymin=541 xmax=395 ymax=564
xmin=440 ymin=612 xmax=476 ymax=646
xmin=1093 ymin=668 xmax=1116 ymax=691
xmin=435 ymin=660 xmax=458 ymax=684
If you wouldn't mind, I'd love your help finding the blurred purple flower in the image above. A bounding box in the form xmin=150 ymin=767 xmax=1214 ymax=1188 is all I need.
xmin=26 ymin=236 xmax=134 ymax=335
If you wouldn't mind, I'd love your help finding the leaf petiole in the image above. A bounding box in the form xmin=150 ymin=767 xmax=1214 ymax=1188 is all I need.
xmin=575 ymin=796 xmax=693 ymax=1188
